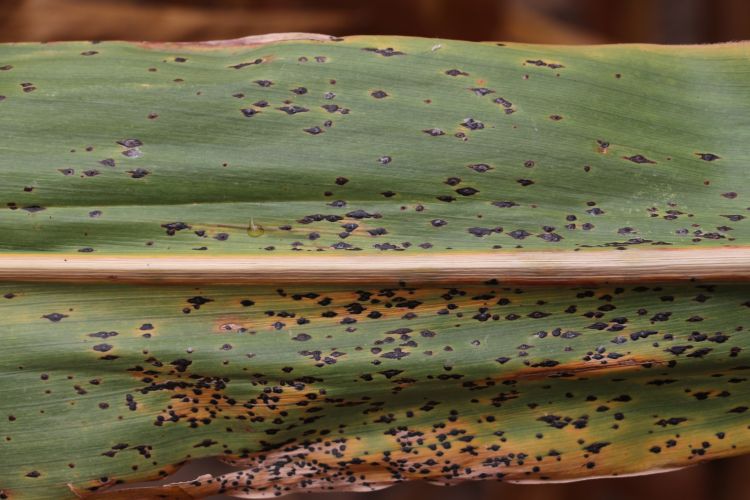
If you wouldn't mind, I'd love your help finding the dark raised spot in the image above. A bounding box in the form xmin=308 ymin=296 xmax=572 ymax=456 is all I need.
xmin=278 ymin=105 xmax=308 ymax=115
xmin=362 ymin=47 xmax=404 ymax=57
xmin=229 ymin=59 xmax=263 ymax=69
xmin=303 ymin=127 xmax=323 ymax=135
xmin=696 ymin=153 xmax=720 ymax=161
xmin=624 ymin=155 xmax=656 ymax=164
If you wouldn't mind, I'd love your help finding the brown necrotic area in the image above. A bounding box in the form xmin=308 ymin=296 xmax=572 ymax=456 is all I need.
xmin=0 ymin=280 xmax=748 ymax=498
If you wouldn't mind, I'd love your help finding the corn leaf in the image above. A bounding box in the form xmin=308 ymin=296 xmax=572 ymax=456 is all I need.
xmin=0 ymin=34 xmax=749 ymax=499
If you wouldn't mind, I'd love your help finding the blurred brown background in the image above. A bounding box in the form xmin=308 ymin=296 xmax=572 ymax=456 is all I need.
xmin=2 ymin=0 xmax=749 ymax=499
xmin=1 ymin=0 xmax=750 ymax=44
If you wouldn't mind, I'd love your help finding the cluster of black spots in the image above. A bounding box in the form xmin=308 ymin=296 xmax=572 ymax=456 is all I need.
xmin=371 ymin=90 xmax=388 ymax=99
xmin=445 ymin=69 xmax=469 ymax=76
xmin=20 ymin=82 xmax=36 ymax=93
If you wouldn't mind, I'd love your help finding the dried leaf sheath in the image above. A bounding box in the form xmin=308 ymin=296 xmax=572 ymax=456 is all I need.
xmin=0 ymin=34 xmax=749 ymax=499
